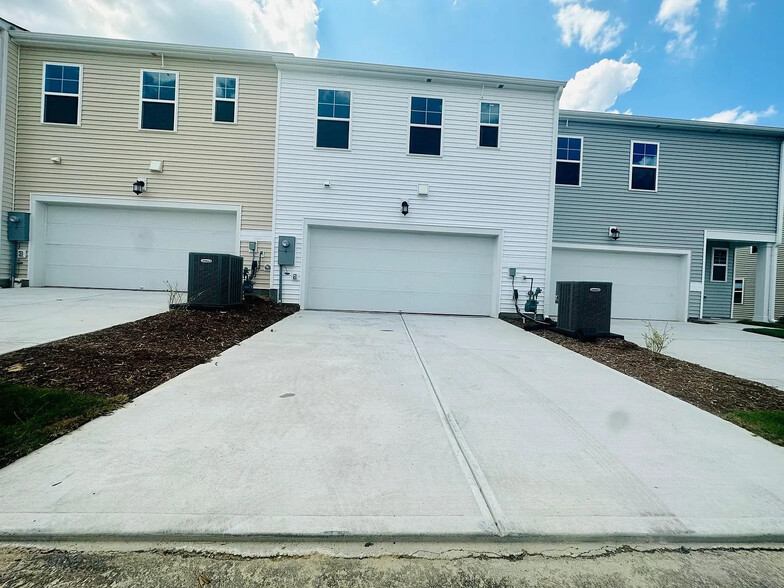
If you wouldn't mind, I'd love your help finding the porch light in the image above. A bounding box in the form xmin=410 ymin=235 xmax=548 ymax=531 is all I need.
xmin=609 ymin=226 xmax=620 ymax=240
xmin=132 ymin=179 xmax=146 ymax=195
xmin=401 ymin=201 xmax=409 ymax=216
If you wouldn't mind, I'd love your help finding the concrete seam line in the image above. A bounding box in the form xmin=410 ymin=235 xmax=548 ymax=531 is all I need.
xmin=399 ymin=313 xmax=509 ymax=537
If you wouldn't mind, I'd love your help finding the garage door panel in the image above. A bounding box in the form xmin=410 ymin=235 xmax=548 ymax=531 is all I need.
xmin=39 ymin=203 xmax=237 ymax=290
xmin=306 ymin=227 xmax=496 ymax=315
xmin=552 ymin=248 xmax=685 ymax=321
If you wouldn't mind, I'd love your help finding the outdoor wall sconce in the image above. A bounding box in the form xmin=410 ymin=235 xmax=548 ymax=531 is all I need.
xmin=609 ymin=226 xmax=621 ymax=240
xmin=401 ymin=201 xmax=409 ymax=215
xmin=132 ymin=179 xmax=147 ymax=195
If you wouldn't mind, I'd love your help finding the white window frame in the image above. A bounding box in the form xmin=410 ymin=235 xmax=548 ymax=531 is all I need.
xmin=711 ymin=247 xmax=729 ymax=282
xmin=555 ymin=135 xmax=583 ymax=187
xmin=314 ymin=88 xmax=352 ymax=150
xmin=138 ymin=69 xmax=179 ymax=132
xmin=41 ymin=62 xmax=83 ymax=126
xmin=733 ymin=278 xmax=744 ymax=305
xmin=407 ymin=95 xmax=444 ymax=157
xmin=629 ymin=140 xmax=660 ymax=192
xmin=477 ymin=101 xmax=501 ymax=149
xmin=213 ymin=74 xmax=239 ymax=124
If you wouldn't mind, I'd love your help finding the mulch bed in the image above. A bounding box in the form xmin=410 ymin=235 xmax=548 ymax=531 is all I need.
xmin=503 ymin=318 xmax=784 ymax=416
xmin=0 ymin=297 xmax=298 ymax=399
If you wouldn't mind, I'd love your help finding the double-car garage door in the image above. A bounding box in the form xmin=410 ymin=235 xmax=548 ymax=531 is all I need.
xmin=34 ymin=200 xmax=238 ymax=291
xmin=305 ymin=226 xmax=497 ymax=316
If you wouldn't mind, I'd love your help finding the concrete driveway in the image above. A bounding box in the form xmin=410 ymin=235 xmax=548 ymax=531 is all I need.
xmin=0 ymin=311 xmax=782 ymax=541
xmin=613 ymin=319 xmax=784 ymax=390
xmin=0 ymin=288 xmax=170 ymax=354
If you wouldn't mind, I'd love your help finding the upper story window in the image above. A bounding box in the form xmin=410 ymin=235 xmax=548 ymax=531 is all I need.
xmin=711 ymin=247 xmax=728 ymax=282
xmin=316 ymin=89 xmax=351 ymax=149
xmin=214 ymin=75 xmax=238 ymax=123
xmin=555 ymin=136 xmax=582 ymax=186
xmin=479 ymin=102 xmax=500 ymax=148
xmin=42 ymin=63 xmax=82 ymax=125
xmin=409 ymin=97 xmax=442 ymax=156
xmin=630 ymin=141 xmax=659 ymax=191
xmin=733 ymin=279 xmax=744 ymax=304
xmin=140 ymin=70 xmax=178 ymax=131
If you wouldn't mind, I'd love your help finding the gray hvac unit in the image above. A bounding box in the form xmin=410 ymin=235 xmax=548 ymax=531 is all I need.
xmin=187 ymin=252 xmax=244 ymax=307
xmin=555 ymin=281 xmax=612 ymax=338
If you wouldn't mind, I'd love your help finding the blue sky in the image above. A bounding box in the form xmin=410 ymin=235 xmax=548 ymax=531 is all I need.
xmin=316 ymin=0 xmax=783 ymax=125
xmin=2 ymin=0 xmax=781 ymax=126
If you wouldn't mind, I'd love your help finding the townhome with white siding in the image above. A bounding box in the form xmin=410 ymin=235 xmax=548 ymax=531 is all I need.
xmin=271 ymin=57 xmax=564 ymax=316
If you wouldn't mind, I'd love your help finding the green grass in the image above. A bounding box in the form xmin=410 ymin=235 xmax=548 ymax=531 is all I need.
xmin=743 ymin=327 xmax=784 ymax=339
xmin=724 ymin=411 xmax=784 ymax=445
xmin=738 ymin=319 xmax=784 ymax=328
xmin=0 ymin=382 xmax=124 ymax=468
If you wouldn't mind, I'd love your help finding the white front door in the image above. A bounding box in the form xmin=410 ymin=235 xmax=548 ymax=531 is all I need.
xmin=305 ymin=226 xmax=497 ymax=316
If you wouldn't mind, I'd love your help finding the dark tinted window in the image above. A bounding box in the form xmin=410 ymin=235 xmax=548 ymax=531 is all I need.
xmin=712 ymin=264 xmax=727 ymax=281
xmin=317 ymin=119 xmax=350 ymax=149
xmin=555 ymin=161 xmax=580 ymax=186
xmin=557 ymin=137 xmax=581 ymax=161
xmin=214 ymin=100 xmax=235 ymax=123
xmin=409 ymin=126 xmax=441 ymax=156
xmin=44 ymin=95 xmax=79 ymax=125
xmin=141 ymin=102 xmax=175 ymax=131
xmin=631 ymin=166 xmax=656 ymax=190
xmin=410 ymin=97 xmax=442 ymax=126
xmin=479 ymin=125 xmax=499 ymax=148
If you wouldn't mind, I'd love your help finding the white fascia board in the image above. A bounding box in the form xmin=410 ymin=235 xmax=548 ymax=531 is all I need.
xmin=552 ymin=242 xmax=692 ymax=256
xmin=703 ymin=230 xmax=777 ymax=243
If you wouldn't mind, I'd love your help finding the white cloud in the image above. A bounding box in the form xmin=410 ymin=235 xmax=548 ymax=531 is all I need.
xmin=0 ymin=0 xmax=320 ymax=57
xmin=560 ymin=58 xmax=641 ymax=112
xmin=698 ymin=105 xmax=777 ymax=125
xmin=656 ymin=0 xmax=700 ymax=58
xmin=714 ymin=0 xmax=728 ymax=27
xmin=553 ymin=2 xmax=625 ymax=53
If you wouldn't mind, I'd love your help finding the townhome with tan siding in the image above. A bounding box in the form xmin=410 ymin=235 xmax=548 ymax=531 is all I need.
xmin=0 ymin=31 xmax=280 ymax=292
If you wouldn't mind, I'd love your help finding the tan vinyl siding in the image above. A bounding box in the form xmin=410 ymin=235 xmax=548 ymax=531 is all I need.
xmin=1 ymin=37 xmax=18 ymax=283
xmin=12 ymin=45 xmax=277 ymax=286
xmin=732 ymin=246 xmax=756 ymax=320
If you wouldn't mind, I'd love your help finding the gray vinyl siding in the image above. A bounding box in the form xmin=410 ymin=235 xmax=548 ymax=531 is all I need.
xmin=553 ymin=118 xmax=782 ymax=317
xmin=703 ymin=241 xmax=734 ymax=318
xmin=732 ymin=246 xmax=756 ymax=320
xmin=0 ymin=36 xmax=18 ymax=284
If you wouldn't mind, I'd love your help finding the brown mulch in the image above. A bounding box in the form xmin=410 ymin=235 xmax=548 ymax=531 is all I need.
xmin=0 ymin=297 xmax=299 ymax=399
xmin=503 ymin=318 xmax=784 ymax=416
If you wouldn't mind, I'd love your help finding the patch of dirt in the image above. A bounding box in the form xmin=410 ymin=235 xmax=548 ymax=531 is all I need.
xmin=0 ymin=297 xmax=298 ymax=399
xmin=503 ymin=318 xmax=784 ymax=415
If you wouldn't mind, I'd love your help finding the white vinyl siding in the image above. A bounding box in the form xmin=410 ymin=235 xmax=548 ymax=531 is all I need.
xmin=274 ymin=67 xmax=559 ymax=315
xmin=10 ymin=45 xmax=278 ymax=285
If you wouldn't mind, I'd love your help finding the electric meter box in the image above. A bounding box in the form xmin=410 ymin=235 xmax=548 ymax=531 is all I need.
xmin=278 ymin=236 xmax=296 ymax=266
xmin=7 ymin=212 xmax=30 ymax=242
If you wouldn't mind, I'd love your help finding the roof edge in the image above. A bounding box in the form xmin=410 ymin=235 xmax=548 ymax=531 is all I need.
xmin=560 ymin=109 xmax=784 ymax=138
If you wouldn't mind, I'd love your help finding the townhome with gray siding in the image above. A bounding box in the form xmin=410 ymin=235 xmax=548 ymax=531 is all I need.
xmin=550 ymin=110 xmax=783 ymax=323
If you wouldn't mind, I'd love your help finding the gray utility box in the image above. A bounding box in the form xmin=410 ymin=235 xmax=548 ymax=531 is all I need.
xmin=187 ymin=252 xmax=243 ymax=307
xmin=277 ymin=236 xmax=296 ymax=266
xmin=555 ymin=281 xmax=612 ymax=338
xmin=7 ymin=212 xmax=30 ymax=241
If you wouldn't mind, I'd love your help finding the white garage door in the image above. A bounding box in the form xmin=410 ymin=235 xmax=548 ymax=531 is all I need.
xmin=40 ymin=203 xmax=237 ymax=290
xmin=551 ymin=248 xmax=686 ymax=320
xmin=305 ymin=226 xmax=497 ymax=315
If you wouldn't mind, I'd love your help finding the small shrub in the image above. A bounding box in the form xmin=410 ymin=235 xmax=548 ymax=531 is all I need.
xmin=641 ymin=320 xmax=674 ymax=354
xmin=164 ymin=281 xmax=186 ymax=306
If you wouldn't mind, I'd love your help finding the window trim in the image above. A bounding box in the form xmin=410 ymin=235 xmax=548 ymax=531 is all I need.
xmin=555 ymin=135 xmax=583 ymax=187
xmin=628 ymin=140 xmax=660 ymax=192
xmin=138 ymin=69 xmax=180 ymax=132
xmin=711 ymin=247 xmax=729 ymax=282
xmin=750 ymin=245 xmax=758 ymax=254
xmin=212 ymin=74 xmax=239 ymax=125
xmin=477 ymin=101 xmax=501 ymax=149
xmin=41 ymin=62 xmax=83 ymax=126
xmin=407 ymin=95 xmax=444 ymax=157
xmin=313 ymin=88 xmax=353 ymax=151
xmin=733 ymin=278 xmax=744 ymax=305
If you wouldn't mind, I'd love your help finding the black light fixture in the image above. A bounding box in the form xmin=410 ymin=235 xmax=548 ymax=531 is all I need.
xmin=401 ymin=201 xmax=409 ymax=216
xmin=132 ymin=179 xmax=146 ymax=195
xmin=609 ymin=226 xmax=621 ymax=240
